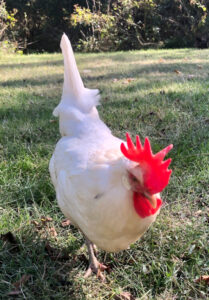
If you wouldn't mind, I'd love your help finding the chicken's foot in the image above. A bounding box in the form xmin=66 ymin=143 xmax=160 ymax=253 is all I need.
xmin=84 ymin=237 xmax=107 ymax=281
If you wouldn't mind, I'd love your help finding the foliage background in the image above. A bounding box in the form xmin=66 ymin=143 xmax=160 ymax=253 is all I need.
xmin=1 ymin=0 xmax=209 ymax=52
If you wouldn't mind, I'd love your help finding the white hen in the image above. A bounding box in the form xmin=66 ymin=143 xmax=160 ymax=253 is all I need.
xmin=49 ymin=34 xmax=173 ymax=279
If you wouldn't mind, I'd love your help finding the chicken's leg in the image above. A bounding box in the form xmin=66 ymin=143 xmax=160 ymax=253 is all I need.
xmin=84 ymin=237 xmax=107 ymax=281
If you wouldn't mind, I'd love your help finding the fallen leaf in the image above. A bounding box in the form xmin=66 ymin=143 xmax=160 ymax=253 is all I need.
xmin=32 ymin=217 xmax=53 ymax=230
xmin=115 ymin=291 xmax=135 ymax=300
xmin=31 ymin=220 xmax=39 ymax=226
xmin=195 ymin=275 xmax=209 ymax=284
xmin=61 ymin=219 xmax=71 ymax=227
xmin=31 ymin=220 xmax=42 ymax=230
xmin=128 ymin=258 xmax=136 ymax=265
xmin=49 ymin=227 xmax=57 ymax=238
xmin=13 ymin=275 xmax=30 ymax=289
xmin=194 ymin=210 xmax=203 ymax=216
xmin=123 ymin=78 xmax=135 ymax=84
xmin=41 ymin=216 xmax=53 ymax=224
xmin=159 ymin=58 xmax=165 ymax=63
xmin=174 ymin=69 xmax=181 ymax=75
xmin=127 ymin=78 xmax=135 ymax=82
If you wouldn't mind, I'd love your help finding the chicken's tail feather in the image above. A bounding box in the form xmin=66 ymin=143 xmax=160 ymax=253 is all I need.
xmin=61 ymin=33 xmax=84 ymax=101
xmin=53 ymin=33 xmax=100 ymax=116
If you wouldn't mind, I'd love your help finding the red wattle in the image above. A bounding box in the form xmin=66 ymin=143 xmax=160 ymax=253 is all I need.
xmin=133 ymin=192 xmax=162 ymax=218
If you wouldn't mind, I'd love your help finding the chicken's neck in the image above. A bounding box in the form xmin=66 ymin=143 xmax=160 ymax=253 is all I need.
xmin=133 ymin=192 xmax=162 ymax=218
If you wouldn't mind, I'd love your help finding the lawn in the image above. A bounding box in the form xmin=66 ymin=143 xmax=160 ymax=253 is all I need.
xmin=0 ymin=48 xmax=208 ymax=299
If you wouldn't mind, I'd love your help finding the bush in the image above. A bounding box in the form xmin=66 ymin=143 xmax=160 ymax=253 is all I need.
xmin=70 ymin=0 xmax=161 ymax=51
xmin=0 ymin=0 xmax=15 ymax=38
xmin=157 ymin=0 xmax=209 ymax=48
xmin=2 ymin=0 xmax=209 ymax=52
xmin=70 ymin=4 xmax=116 ymax=51
xmin=0 ymin=0 xmax=18 ymax=52
xmin=5 ymin=0 xmax=74 ymax=52
xmin=70 ymin=0 xmax=209 ymax=51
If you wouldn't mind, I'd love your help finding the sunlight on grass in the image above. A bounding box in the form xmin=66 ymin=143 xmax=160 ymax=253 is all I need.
xmin=0 ymin=49 xmax=208 ymax=299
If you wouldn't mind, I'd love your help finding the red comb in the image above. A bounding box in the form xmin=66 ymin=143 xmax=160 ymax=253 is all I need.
xmin=121 ymin=133 xmax=173 ymax=194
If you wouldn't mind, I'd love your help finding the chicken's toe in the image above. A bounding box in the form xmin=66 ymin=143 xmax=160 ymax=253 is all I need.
xmin=84 ymin=262 xmax=107 ymax=281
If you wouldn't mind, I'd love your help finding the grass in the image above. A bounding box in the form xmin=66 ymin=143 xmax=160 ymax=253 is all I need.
xmin=0 ymin=48 xmax=209 ymax=299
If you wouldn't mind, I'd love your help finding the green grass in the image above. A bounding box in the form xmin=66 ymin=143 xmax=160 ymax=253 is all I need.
xmin=0 ymin=48 xmax=209 ymax=299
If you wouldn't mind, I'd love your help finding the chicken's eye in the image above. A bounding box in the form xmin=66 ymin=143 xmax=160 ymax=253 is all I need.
xmin=129 ymin=173 xmax=138 ymax=183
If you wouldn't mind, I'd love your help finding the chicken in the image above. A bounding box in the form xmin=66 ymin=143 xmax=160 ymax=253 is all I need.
xmin=49 ymin=34 xmax=173 ymax=280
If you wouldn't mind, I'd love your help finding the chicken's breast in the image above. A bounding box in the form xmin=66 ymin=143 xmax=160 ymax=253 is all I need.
xmin=50 ymin=134 xmax=158 ymax=252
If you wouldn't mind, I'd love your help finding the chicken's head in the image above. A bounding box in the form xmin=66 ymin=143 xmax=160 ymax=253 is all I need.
xmin=121 ymin=133 xmax=173 ymax=218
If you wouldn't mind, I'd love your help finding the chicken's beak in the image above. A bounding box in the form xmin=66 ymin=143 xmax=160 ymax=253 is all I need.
xmin=143 ymin=192 xmax=157 ymax=209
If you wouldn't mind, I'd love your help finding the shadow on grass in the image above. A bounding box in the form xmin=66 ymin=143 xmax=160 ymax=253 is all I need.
xmin=1 ymin=209 xmax=208 ymax=299
xmin=1 ymin=60 xmax=209 ymax=89
xmin=0 ymin=59 xmax=63 ymax=70
xmin=0 ymin=74 xmax=63 ymax=87
xmin=109 ymin=48 xmax=209 ymax=61
xmin=84 ymin=62 xmax=209 ymax=82
xmin=0 ymin=226 xmax=90 ymax=299
xmin=76 ymin=48 xmax=208 ymax=64
xmin=0 ymin=94 xmax=59 ymax=143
